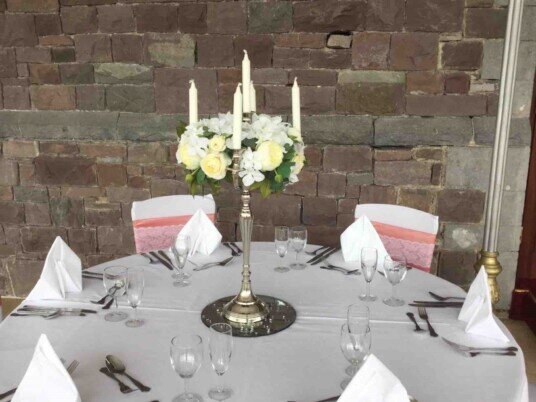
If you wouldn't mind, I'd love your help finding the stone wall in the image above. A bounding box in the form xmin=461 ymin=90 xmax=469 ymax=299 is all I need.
xmin=0 ymin=0 xmax=534 ymax=309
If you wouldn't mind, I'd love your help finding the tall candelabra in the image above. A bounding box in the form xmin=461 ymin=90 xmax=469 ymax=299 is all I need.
xmin=200 ymin=113 xmax=296 ymax=337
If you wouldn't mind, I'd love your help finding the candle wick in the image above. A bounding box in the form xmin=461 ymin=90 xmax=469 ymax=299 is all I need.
xmin=243 ymin=49 xmax=248 ymax=55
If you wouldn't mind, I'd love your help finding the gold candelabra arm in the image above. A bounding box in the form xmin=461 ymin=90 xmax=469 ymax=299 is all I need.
xmin=231 ymin=150 xmax=242 ymax=189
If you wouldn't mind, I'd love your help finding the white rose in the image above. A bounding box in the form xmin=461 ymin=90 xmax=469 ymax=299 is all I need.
xmin=256 ymin=141 xmax=284 ymax=171
xmin=177 ymin=143 xmax=201 ymax=170
xmin=200 ymin=152 xmax=231 ymax=180
xmin=292 ymin=153 xmax=305 ymax=175
xmin=208 ymin=135 xmax=227 ymax=153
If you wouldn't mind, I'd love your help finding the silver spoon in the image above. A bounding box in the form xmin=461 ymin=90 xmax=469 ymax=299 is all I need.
xmin=105 ymin=355 xmax=151 ymax=392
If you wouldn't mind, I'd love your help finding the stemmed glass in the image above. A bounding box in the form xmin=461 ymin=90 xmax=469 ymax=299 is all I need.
xmin=339 ymin=322 xmax=371 ymax=390
xmin=274 ymin=226 xmax=290 ymax=273
xmin=171 ymin=234 xmax=191 ymax=287
xmin=383 ymin=256 xmax=408 ymax=307
xmin=289 ymin=226 xmax=307 ymax=270
xmin=359 ymin=247 xmax=378 ymax=302
xmin=103 ymin=266 xmax=128 ymax=322
xmin=170 ymin=333 xmax=204 ymax=402
xmin=125 ymin=267 xmax=145 ymax=327
xmin=208 ymin=323 xmax=233 ymax=401
xmin=345 ymin=304 xmax=370 ymax=376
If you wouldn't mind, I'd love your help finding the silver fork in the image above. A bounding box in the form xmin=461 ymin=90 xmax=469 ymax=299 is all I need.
xmin=1 ymin=359 xmax=79 ymax=400
xmin=193 ymin=256 xmax=234 ymax=271
xmin=417 ymin=307 xmax=438 ymax=337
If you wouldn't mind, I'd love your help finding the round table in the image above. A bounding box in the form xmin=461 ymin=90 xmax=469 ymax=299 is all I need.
xmin=0 ymin=243 xmax=528 ymax=402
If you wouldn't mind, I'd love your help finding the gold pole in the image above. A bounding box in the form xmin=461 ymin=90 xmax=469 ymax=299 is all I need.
xmin=474 ymin=250 xmax=502 ymax=306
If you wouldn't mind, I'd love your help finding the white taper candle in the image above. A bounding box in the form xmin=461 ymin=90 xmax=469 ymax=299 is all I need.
xmin=233 ymin=84 xmax=242 ymax=150
xmin=292 ymin=77 xmax=301 ymax=133
xmin=250 ymin=81 xmax=256 ymax=113
xmin=189 ymin=79 xmax=198 ymax=125
xmin=242 ymin=50 xmax=251 ymax=113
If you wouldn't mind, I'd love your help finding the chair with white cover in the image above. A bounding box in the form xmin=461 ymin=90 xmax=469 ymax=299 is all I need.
xmin=131 ymin=195 xmax=216 ymax=253
xmin=354 ymin=204 xmax=439 ymax=273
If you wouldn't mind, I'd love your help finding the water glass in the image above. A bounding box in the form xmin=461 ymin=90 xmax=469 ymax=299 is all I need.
xmin=346 ymin=304 xmax=370 ymax=375
xmin=274 ymin=226 xmax=290 ymax=273
xmin=125 ymin=267 xmax=145 ymax=327
xmin=340 ymin=323 xmax=371 ymax=389
xmin=359 ymin=247 xmax=378 ymax=302
xmin=170 ymin=333 xmax=204 ymax=402
xmin=289 ymin=226 xmax=307 ymax=270
xmin=103 ymin=266 xmax=128 ymax=322
xmin=171 ymin=234 xmax=191 ymax=287
xmin=383 ymin=256 xmax=408 ymax=307
xmin=208 ymin=323 xmax=233 ymax=401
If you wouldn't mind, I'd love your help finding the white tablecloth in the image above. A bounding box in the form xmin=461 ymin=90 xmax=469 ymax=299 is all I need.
xmin=0 ymin=243 xmax=529 ymax=402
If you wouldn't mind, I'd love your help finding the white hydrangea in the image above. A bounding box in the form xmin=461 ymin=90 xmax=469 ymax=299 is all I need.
xmin=246 ymin=114 xmax=293 ymax=147
xmin=238 ymin=148 xmax=265 ymax=187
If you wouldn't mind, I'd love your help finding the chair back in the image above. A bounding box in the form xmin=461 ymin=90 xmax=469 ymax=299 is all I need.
xmin=354 ymin=204 xmax=439 ymax=272
xmin=131 ymin=195 xmax=216 ymax=253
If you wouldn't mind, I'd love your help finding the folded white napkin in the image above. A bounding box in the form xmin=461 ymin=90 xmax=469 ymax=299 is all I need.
xmin=340 ymin=216 xmax=389 ymax=272
xmin=178 ymin=210 xmax=222 ymax=255
xmin=458 ymin=266 xmax=509 ymax=343
xmin=12 ymin=334 xmax=81 ymax=402
xmin=338 ymin=354 xmax=408 ymax=402
xmin=26 ymin=237 xmax=82 ymax=301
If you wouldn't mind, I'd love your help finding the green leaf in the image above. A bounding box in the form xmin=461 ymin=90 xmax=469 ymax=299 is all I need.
xmin=189 ymin=181 xmax=198 ymax=196
xmin=260 ymin=180 xmax=272 ymax=198
xmin=176 ymin=121 xmax=187 ymax=138
xmin=276 ymin=161 xmax=293 ymax=179
xmin=242 ymin=138 xmax=257 ymax=149
xmin=196 ymin=169 xmax=206 ymax=184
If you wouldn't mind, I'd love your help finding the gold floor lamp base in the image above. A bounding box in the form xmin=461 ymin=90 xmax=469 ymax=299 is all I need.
xmin=474 ymin=249 xmax=502 ymax=307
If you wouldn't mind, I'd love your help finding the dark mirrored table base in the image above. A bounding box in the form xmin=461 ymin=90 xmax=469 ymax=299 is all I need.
xmin=201 ymin=295 xmax=297 ymax=337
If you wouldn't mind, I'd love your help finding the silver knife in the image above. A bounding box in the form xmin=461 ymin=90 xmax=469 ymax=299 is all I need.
xmin=311 ymin=247 xmax=340 ymax=265
xmin=306 ymin=247 xmax=334 ymax=264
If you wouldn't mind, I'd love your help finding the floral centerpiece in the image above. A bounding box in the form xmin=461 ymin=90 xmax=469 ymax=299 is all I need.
xmin=176 ymin=113 xmax=305 ymax=197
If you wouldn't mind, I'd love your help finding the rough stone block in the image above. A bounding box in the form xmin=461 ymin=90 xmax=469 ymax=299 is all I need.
xmin=327 ymin=34 xmax=352 ymax=49
xmin=61 ymin=6 xmax=98 ymax=34
xmin=35 ymin=14 xmax=62 ymax=36
xmin=274 ymin=33 xmax=326 ymax=49
xmin=406 ymin=95 xmax=487 ymax=116
xmin=3 ymin=86 xmax=30 ymax=110
xmin=398 ymin=188 xmax=435 ymax=213
xmin=323 ymin=146 xmax=372 ymax=172
xmin=60 ymin=64 xmax=94 ymax=84
xmin=366 ymin=0 xmax=404 ymax=31
xmin=273 ymin=48 xmax=309 ymax=69
xmin=144 ymin=33 xmax=195 ymax=67
xmin=375 ymin=148 xmax=412 ymax=161
xmin=0 ymin=49 xmax=18 ymax=78
xmin=318 ymin=172 xmax=346 ymax=198
xmin=134 ymin=4 xmax=178 ymax=33
xmin=234 ymin=35 xmax=274 ymax=68
xmin=106 ymin=85 xmax=154 ymax=113
xmin=29 ymin=64 xmax=60 ymax=84
xmin=438 ymin=250 xmax=478 ymax=287
xmin=289 ymin=70 xmax=337 ymax=86
xmin=1 ymin=14 xmax=37 ymax=47
xmin=25 ymin=202 xmax=51 ymax=226
xmin=39 ymin=35 xmax=73 ymax=47
xmin=473 ymin=116 xmax=531 ymax=146
xmin=482 ymin=39 xmax=503 ymax=79
xmin=106 ymin=187 xmax=150 ymax=203
xmin=309 ymin=49 xmax=351 ymax=69
xmin=521 ymin=6 xmax=536 ymax=41
xmin=442 ymin=41 xmax=483 ymax=70
xmin=16 ymin=47 xmax=51 ymax=63
xmin=207 ymin=1 xmax=247 ymax=34
xmin=6 ymin=0 xmax=58 ymax=12
xmin=112 ymin=34 xmax=143 ymax=63
xmin=250 ymin=194 xmax=301 ymax=226
xmin=303 ymin=197 xmax=338 ymax=226
xmin=97 ymin=164 xmax=127 ymax=187
xmin=6 ymin=258 xmax=44 ymax=297
xmin=3 ymin=140 xmax=38 ymax=158
xmin=337 ymin=83 xmax=405 ymax=115
xmin=155 ymin=68 xmax=217 ymax=114
xmin=302 ymin=115 xmax=372 ymax=145
xmin=178 ymin=3 xmax=207 ymax=34
xmin=117 ymin=113 xmax=181 ymax=141
xmin=76 ymin=85 xmax=105 ymax=110
xmin=249 ymin=2 xmax=292 ymax=33
xmin=444 ymin=72 xmax=470 ymax=94
xmin=98 ymin=5 xmax=135 ymax=33
xmin=127 ymin=142 xmax=167 ymax=163
xmin=35 ymin=156 xmax=96 ymax=185
xmin=359 ymin=185 xmax=396 ymax=204
xmin=0 ymin=201 xmax=24 ymax=224
xmin=375 ymin=161 xmax=432 ymax=185
xmin=94 ymin=63 xmax=151 ymax=84
xmin=52 ymin=48 xmax=76 ymax=63
xmin=74 ymin=34 xmax=112 ymax=62
xmin=39 ymin=141 xmax=78 ymax=155
xmin=465 ymin=8 xmax=507 ymax=38
xmin=352 ymin=32 xmax=390 ymax=70
xmin=407 ymin=71 xmax=444 ymax=94
xmin=284 ymin=170 xmax=317 ymax=197
xmin=197 ymin=36 xmax=234 ymax=68
xmin=21 ymin=227 xmax=67 ymax=252
xmin=445 ymin=147 xmax=492 ymax=190
xmin=443 ymin=223 xmax=483 ymax=250
xmin=68 ymin=228 xmax=97 ymax=255
xmin=0 ymin=160 xmax=18 ymax=186
xmin=293 ymin=0 xmax=366 ymax=32
xmin=499 ymin=191 xmax=526 ymax=227
xmin=30 ymin=85 xmax=76 ymax=110
xmin=50 ymin=197 xmax=84 ymax=227
xmin=437 ymin=189 xmax=485 ymax=223
xmin=406 ymin=0 xmax=464 ymax=32
xmin=85 ymin=201 xmax=122 ymax=226
xmin=375 ymin=116 xmax=473 ymax=146
xmin=390 ymin=33 xmax=438 ymax=71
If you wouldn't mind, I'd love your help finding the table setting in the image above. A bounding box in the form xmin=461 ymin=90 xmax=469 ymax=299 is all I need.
xmin=0 ymin=51 xmax=529 ymax=402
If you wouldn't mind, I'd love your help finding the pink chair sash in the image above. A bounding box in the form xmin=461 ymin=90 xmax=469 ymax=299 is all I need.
xmin=371 ymin=221 xmax=436 ymax=272
xmin=133 ymin=213 xmax=216 ymax=254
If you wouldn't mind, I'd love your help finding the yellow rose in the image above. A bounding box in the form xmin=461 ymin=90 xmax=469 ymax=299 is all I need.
xmin=177 ymin=143 xmax=200 ymax=170
xmin=292 ymin=153 xmax=305 ymax=175
xmin=256 ymin=141 xmax=284 ymax=171
xmin=208 ymin=135 xmax=227 ymax=153
xmin=200 ymin=152 xmax=230 ymax=180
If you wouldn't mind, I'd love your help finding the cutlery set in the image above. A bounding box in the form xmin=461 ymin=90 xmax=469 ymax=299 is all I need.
xmin=12 ymin=305 xmax=97 ymax=319
xmin=405 ymin=308 xmax=438 ymax=337
xmin=99 ymin=355 xmax=151 ymax=394
xmin=442 ymin=338 xmax=518 ymax=357
xmin=307 ymin=247 xmax=341 ymax=266
xmin=0 ymin=359 xmax=79 ymax=401
xmin=223 ymin=242 xmax=243 ymax=256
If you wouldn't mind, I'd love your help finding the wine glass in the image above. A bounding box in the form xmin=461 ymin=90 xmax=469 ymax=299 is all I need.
xmin=170 ymin=333 xmax=204 ymax=402
xmin=125 ymin=267 xmax=145 ymax=327
xmin=383 ymin=256 xmax=408 ymax=307
xmin=103 ymin=266 xmax=128 ymax=322
xmin=339 ymin=322 xmax=371 ymax=389
xmin=171 ymin=234 xmax=191 ymax=287
xmin=359 ymin=247 xmax=378 ymax=302
xmin=346 ymin=304 xmax=370 ymax=376
xmin=289 ymin=226 xmax=307 ymax=270
xmin=274 ymin=226 xmax=290 ymax=273
xmin=208 ymin=323 xmax=233 ymax=401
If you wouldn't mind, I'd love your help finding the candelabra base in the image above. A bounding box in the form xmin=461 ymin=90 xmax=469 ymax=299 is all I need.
xmin=201 ymin=295 xmax=296 ymax=337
